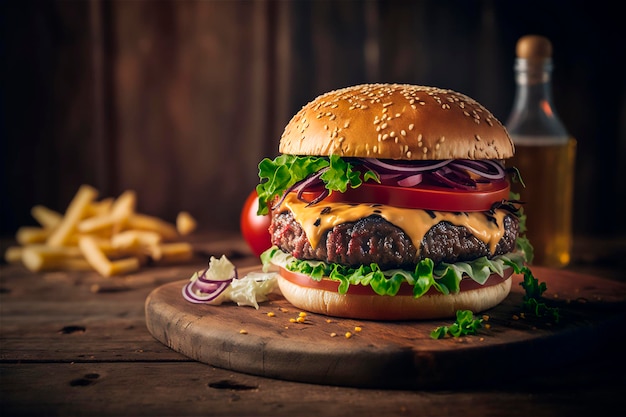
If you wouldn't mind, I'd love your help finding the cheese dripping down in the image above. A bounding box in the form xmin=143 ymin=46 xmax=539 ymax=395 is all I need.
xmin=279 ymin=193 xmax=508 ymax=255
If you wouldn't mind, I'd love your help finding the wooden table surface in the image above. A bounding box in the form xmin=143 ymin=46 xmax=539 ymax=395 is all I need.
xmin=1 ymin=232 xmax=625 ymax=417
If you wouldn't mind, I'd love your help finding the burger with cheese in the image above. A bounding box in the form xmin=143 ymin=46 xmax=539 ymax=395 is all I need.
xmin=256 ymin=84 xmax=531 ymax=320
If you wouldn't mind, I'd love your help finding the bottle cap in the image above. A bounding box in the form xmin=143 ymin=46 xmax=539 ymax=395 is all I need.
xmin=516 ymin=35 xmax=552 ymax=60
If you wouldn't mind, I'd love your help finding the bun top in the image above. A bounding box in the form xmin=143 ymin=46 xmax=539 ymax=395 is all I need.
xmin=279 ymin=84 xmax=514 ymax=160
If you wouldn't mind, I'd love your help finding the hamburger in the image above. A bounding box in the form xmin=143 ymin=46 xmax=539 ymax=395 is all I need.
xmin=256 ymin=83 xmax=531 ymax=320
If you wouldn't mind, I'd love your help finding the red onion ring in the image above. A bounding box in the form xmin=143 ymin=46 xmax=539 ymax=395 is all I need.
xmin=359 ymin=158 xmax=452 ymax=173
xmin=181 ymin=266 xmax=238 ymax=304
xmin=273 ymin=158 xmax=507 ymax=209
xmin=449 ymin=160 xmax=505 ymax=180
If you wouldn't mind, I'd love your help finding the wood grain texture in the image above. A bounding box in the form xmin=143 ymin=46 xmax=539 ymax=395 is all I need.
xmin=2 ymin=1 xmax=625 ymax=239
xmin=2 ymin=233 xmax=626 ymax=416
xmin=145 ymin=266 xmax=626 ymax=389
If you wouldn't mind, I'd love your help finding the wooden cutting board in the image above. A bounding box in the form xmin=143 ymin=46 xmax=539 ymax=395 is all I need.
xmin=145 ymin=266 xmax=626 ymax=389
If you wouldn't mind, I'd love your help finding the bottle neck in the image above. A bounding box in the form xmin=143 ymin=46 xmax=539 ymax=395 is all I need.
xmin=506 ymin=58 xmax=568 ymax=142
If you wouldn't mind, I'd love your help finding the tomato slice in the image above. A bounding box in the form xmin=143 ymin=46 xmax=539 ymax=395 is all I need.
xmin=298 ymin=179 xmax=510 ymax=212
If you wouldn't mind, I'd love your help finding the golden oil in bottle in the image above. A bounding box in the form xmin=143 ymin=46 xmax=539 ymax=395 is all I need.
xmin=506 ymin=35 xmax=576 ymax=268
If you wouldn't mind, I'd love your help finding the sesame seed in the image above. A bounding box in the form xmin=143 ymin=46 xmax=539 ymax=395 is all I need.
xmin=401 ymin=130 xmax=406 ymax=136
xmin=406 ymin=150 xmax=412 ymax=158
xmin=382 ymin=133 xmax=389 ymax=141
xmin=408 ymin=124 xmax=414 ymax=130
xmin=422 ymin=147 xmax=428 ymax=154
xmin=381 ymin=122 xmax=388 ymax=129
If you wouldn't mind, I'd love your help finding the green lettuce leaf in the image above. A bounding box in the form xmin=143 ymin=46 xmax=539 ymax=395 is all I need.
xmin=256 ymin=155 xmax=378 ymax=215
xmin=262 ymin=246 xmax=527 ymax=299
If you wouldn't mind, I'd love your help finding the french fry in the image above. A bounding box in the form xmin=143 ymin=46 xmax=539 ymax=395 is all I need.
xmin=86 ymin=197 xmax=114 ymax=217
xmin=31 ymin=205 xmax=63 ymax=229
xmin=47 ymin=185 xmax=98 ymax=247
xmin=176 ymin=211 xmax=197 ymax=236
xmin=77 ymin=190 xmax=136 ymax=234
xmin=16 ymin=226 xmax=50 ymax=245
xmin=21 ymin=245 xmax=89 ymax=272
xmin=153 ymin=242 xmax=194 ymax=264
xmin=111 ymin=230 xmax=162 ymax=250
xmin=4 ymin=246 xmax=23 ymax=264
xmin=126 ymin=214 xmax=179 ymax=241
xmin=7 ymin=184 xmax=197 ymax=278
xmin=78 ymin=236 xmax=140 ymax=277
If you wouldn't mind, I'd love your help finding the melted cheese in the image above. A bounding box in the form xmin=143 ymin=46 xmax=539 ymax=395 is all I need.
xmin=280 ymin=193 xmax=508 ymax=254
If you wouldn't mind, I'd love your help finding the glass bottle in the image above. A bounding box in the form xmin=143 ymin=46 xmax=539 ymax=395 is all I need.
xmin=506 ymin=35 xmax=576 ymax=268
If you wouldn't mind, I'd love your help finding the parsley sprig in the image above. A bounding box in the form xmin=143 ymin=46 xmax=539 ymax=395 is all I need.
xmin=518 ymin=265 xmax=560 ymax=323
xmin=430 ymin=310 xmax=483 ymax=339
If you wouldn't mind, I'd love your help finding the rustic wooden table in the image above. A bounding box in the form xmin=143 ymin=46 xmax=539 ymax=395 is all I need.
xmin=1 ymin=232 xmax=625 ymax=417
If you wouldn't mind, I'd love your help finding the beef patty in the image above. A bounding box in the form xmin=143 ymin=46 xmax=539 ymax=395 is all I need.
xmin=269 ymin=209 xmax=520 ymax=270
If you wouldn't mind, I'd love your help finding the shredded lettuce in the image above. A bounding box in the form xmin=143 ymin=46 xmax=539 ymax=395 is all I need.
xmin=261 ymin=246 xmax=527 ymax=299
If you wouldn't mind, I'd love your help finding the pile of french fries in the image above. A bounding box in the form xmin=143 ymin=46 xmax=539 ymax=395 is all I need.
xmin=4 ymin=184 xmax=198 ymax=277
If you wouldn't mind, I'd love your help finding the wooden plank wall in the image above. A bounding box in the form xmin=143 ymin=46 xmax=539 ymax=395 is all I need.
xmin=1 ymin=0 xmax=625 ymax=237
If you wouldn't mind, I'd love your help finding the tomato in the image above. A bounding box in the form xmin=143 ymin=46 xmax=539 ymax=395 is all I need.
xmin=240 ymin=189 xmax=272 ymax=257
xmin=299 ymin=179 xmax=510 ymax=212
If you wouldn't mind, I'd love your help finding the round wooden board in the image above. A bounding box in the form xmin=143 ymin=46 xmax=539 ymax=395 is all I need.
xmin=145 ymin=266 xmax=626 ymax=389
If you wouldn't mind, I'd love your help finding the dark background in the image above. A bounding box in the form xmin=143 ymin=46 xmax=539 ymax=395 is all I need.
xmin=1 ymin=0 xmax=625 ymax=239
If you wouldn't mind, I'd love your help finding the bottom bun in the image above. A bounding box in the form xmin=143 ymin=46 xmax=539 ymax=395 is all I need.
xmin=276 ymin=271 xmax=513 ymax=321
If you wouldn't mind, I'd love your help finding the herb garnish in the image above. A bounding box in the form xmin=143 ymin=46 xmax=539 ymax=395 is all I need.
xmin=518 ymin=265 xmax=560 ymax=323
xmin=430 ymin=310 xmax=483 ymax=339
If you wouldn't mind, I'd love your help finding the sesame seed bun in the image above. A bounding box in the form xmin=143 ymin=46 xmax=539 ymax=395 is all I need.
xmin=279 ymin=83 xmax=514 ymax=160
